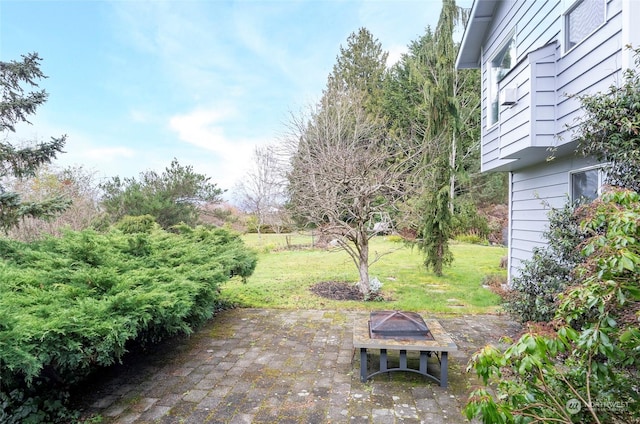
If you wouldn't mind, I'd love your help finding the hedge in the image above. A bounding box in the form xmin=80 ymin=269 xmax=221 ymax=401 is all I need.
xmin=0 ymin=219 xmax=257 ymax=422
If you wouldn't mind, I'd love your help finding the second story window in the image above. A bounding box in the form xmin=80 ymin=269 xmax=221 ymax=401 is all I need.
xmin=565 ymin=0 xmax=605 ymax=51
xmin=488 ymin=33 xmax=516 ymax=126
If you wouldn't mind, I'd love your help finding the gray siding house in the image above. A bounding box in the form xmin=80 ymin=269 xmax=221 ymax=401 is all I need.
xmin=456 ymin=0 xmax=640 ymax=280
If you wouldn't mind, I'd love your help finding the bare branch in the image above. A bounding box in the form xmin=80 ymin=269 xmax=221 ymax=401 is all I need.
xmin=283 ymin=88 xmax=410 ymax=295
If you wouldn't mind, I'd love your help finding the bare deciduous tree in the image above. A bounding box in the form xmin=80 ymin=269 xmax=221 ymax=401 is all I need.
xmin=6 ymin=165 xmax=101 ymax=241
xmin=284 ymin=89 xmax=408 ymax=297
xmin=235 ymin=144 xmax=289 ymax=234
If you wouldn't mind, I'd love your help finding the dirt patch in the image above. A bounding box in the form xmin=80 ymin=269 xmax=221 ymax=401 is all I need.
xmin=481 ymin=273 xmax=510 ymax=299
xmin=310 ymin=281 xmax=390 ymax=301
xmin=310 ymin=281 xmax=364 ymax=300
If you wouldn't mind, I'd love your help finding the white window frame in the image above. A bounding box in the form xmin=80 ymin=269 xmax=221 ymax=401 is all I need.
xmin=562 ymin=0 xmax=607 ymax=54
xmin=569 ymin=164 xmax=606 ymax=203
xmin=487 ymin=31 xmax=516 ymax=128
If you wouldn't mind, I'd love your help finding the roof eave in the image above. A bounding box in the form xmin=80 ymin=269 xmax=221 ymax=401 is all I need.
xmin=455 ymin=0 xmax=498 ymax=69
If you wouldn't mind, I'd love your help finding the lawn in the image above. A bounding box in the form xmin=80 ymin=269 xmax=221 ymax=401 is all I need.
xmin=220 ymin=233 xmax=507 ymax=314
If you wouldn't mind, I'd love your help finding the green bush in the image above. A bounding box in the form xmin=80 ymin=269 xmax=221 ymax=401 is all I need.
xmin=576 ymin=47 xmax=640 ymax=192
xmin=452 ymin=198 xmax=490 ymax=240
xmin=454 ymin=232 xmax=487 ymax=245
xmin=465 ymin=188 xmax=640 ymax=424
xmin=504 ymin=202 xmax=586 ymax=323
xmin=116 ymin=214 xmax=156 ymax=234
xmin=0 ymin=223 xmax=257 ymax=422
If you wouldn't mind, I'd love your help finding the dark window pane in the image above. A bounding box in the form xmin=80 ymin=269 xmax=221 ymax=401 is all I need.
xmin=572 ymin=169 xmax=599 ymax=202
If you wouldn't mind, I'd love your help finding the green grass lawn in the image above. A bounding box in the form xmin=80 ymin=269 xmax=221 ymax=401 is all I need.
xmin=220 ymin=233 xmax=507 ymax=314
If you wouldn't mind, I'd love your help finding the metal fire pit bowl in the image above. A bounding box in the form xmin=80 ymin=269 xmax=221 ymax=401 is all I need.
xmin=369 ymin=310 xmax=434 ymax=340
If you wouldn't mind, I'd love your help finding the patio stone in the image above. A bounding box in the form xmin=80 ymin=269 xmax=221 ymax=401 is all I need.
xmin=75 ymin=308 xmax=520 ymax=423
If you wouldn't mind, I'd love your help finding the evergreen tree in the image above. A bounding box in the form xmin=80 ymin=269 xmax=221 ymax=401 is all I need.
xmin=0 ymin=53 xmax=69 ymax=232
xmin=100 ymin=158 xmax=224 ymax=229
xmin=388 ymin=0 xmax=483 ymax=275
xmin=383 ymin=14 xmax=492 ymax=208
xmin=420 ymin=182 xmax=454 ymax=276
xmin=383 ymin=31 xmax=436 ymax=145
xmin=325 ymin=27 xmax=389 ymax=117
xmin=412 ymin=0 xmax=462 ymax=275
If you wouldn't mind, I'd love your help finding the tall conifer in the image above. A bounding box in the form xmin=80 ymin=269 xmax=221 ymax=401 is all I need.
xmin=0 ymin=53 xmax=69 ymax=232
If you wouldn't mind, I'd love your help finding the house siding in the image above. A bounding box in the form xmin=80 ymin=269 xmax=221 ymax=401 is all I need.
xmin=479 ymin=0 xmax=560 ymax=172
xmin=556 ymin=3 xmax=623 ymax=141
xmin=467 ymin=0 xmax=632 ymax=280
xmin=508 ymin=156 xmax=600 ymax=273
xmin=497 ymin=43 xmax=558 ymax=160
xmin=480 ymin=0 xmax=624 ymax=173
xmin=531 ymin=52 xmax=557 ymax=147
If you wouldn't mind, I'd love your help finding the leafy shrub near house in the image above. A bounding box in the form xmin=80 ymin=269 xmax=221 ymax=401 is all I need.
xmin=464 ymin=188 xmax=640 ymax=424
xmin=0 ymin=220 xmax=257 ymax=423
xmin=504 ymin=48 xmax=640 ymax=326
xmin=504 ymin=202 xmax=587 ymax=323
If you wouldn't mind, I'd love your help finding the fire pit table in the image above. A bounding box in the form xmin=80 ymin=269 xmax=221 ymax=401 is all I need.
xmin=353 ymin=311 xmax=457 ymax=387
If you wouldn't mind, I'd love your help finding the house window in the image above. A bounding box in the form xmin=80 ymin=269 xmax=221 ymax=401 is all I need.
xmin=565 ymin=0 xmax=605 ymax=51
xmin=570 ymin=166 xmax=604 ymax=203
xmin=488 ymin=33 xmax=516 ymax=126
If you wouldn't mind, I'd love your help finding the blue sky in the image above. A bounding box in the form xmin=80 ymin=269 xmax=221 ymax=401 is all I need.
xmin=1 ymin=0 xmax=470 ymax=199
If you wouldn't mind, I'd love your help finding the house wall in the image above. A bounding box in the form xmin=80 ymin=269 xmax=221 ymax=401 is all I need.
xmin=498 ymin=43 xmax=558 ymax=160
xmin=476 ymin=0 xmax=629 ymax=279
xmin=555 ymin=0 xmax=623 ymax=140
xmin=508 ymin=155 xmax=599 ymax=275
xmin=481 ymin=0 xmax=624 ymax=172
xmin=479 ymin=0 xmax=560 ymax=172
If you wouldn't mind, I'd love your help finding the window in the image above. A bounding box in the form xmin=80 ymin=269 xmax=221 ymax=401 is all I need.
xmin=565 ymin=0 xmax=605 ymax=51
xmin=488 ymin=33 xmax=516 ymax=126
xmin=570 ymin=166 xmax=604 ymax=203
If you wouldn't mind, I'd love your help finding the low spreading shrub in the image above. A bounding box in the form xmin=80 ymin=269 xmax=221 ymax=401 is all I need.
xmin=0 ymin=221 xmax=257 ymax=422
xmin=455 ymin=231 xmax=487 ymax=245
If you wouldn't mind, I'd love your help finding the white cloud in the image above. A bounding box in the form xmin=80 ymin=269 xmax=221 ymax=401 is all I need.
xmin=8 ymin=120 xmax=138 ymax=176
xmin=51 ymin=129 xmax=142 ymax=181
xmin=169 ymin=108 xmax=238 ymax=152
xmin=128 ymin=109 xmax=154 ymax=124
xmin=168 ymin=107 xmax=264 ymax=193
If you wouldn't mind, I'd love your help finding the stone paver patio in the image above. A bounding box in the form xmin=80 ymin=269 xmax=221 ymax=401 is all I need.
xmin=76 ymin=309 xmax=520 ymax=423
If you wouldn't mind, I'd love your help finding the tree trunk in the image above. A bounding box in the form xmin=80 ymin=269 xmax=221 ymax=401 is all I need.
xmin=449 ymin=131 xmax=456 ymax=213
xmin=357 ymin=234 xmax=370 ymax=297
